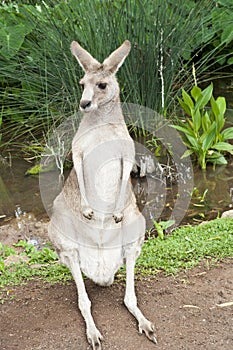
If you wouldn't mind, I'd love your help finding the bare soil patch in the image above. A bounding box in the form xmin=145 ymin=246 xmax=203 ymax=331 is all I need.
xmin=1 ymin=260 xmax=232 ymax=350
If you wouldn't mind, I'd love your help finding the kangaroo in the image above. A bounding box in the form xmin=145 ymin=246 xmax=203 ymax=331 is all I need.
xmin=48 ymin=40 xmax=157 ymax=349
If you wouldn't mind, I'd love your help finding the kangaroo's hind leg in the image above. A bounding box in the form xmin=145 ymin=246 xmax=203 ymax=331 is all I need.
xmin=60 ymin=250 xmax=103 ymax=350
xmin=124 ymin=243 xmax=157 ymax=345
xmin=48 ymin=196 xmax=102 ymax=350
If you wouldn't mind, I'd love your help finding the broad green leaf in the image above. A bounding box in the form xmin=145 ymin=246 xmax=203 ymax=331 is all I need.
xmin=195 ymin=83 xmax=213 ymax=110
xmin=182 ymin=89 xmax=194 ymax=110
xmin=191 ymin=86 xmax=202 ymax=102
xmin=170 ymin=124 xmax=194 ymax=137
xmin=187 ymin=119 xmax=194 ymax=129
xmin=227 ymin=57 xmax=233 ymax=65
xmin=181 ymin=149 xmax=194 ymax=159
xmin=0 ymin=24 xmax=32 ymax=60
xmin=186 ymin=134 xmax=199 ymax=150
xmin=212 ymin=142 xmax=233 ymax=152
xmin=159 ymin=220 xmax=175 ymax=230
xmin=222 ymin=127 xmax=233 ymax=140
xmin=210 ymin=96 xmax=219 ymax=120
xmin=207 ymin=152 xmax=227 ymax=165
xmin=216 ymin=116 xmax=225 ymax=135
xmin=215 ymin=96 xmax=226 ymax=116
xmin=178 ymin=97 xmax=192 ymax=116
xmin=221 ymin=24 xmax=233 ymax=45
xmin=201 ymin=121 xmax=216 ymax=151
xmin=213 ymin=156 xmax=227 ymax=165
xmin=193 ymin=109 xmax=201 ymax=133
xmin=202 ymin=112 xmax=211 ymax=132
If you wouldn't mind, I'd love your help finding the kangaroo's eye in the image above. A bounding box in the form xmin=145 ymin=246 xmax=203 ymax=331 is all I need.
xmin=98 ymin=83 xmax=107 ymax=90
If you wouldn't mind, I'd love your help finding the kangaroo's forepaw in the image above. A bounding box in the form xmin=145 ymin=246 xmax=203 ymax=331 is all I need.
xmin=139 ymin=320 xmax=157 ymax=344
xmin=113 ymin=212 xmax=123 ymax=223
xmin=82 ymin=207 xmax=94 ymax=220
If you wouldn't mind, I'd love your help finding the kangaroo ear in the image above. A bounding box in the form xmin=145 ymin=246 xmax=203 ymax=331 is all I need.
xmin=71 ymin=41 xmax=101 ymax=72
xmin=103 ymin=40 xmax=131 ymax=73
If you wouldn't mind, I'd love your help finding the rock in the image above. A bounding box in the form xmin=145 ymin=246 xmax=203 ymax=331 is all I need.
xmin=34 ymin=222 xmax=42 ymax=229
xmin=0 ymin=224 xmax=23 ymax=245
xmin=221 ymin=210 xmax=233 ymax=219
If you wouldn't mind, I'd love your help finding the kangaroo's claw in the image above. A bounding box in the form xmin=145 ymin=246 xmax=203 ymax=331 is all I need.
xmin=113 ymin=212 xmax=123 ymax=223
xmin=82 ymin=207 xmax=94 ymax=220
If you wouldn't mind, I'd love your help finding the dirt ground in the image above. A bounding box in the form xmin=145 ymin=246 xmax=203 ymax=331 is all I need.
xmin=1 ymin=260 xmax=233 ymax=350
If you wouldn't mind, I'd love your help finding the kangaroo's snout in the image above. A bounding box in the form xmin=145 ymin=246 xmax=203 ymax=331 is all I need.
xmin=80 ymin=100 xmax=92 ymax=110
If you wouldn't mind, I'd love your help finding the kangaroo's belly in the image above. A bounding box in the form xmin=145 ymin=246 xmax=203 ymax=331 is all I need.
xmin=79 ymin=246 xmax=124 ymax=286
xmin=84 ymin=158 xmax=122 ymax=212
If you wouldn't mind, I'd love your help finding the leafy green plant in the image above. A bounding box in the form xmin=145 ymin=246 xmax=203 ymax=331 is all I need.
xmin=172 ymin=83 xmax=233 ymax=169
xmin=153 ymin=220 xmax=175 ymax=240
xmin=191 ymin=187 xmax=209 ymax=207
xmin=208 ymin=0 xmax=233 ymax=67
xmin=14 ymin=240 xmax=58 ymax=263
xmin=0 ymin=240 xmax=71 ymax=291
xmin=0 ymin=4 xmax=34 ymax=60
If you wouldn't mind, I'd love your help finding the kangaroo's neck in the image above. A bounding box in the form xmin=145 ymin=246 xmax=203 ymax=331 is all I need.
xmin=82 ymin=98 xmax=125 ymax=126
xmin=94 ymin=97 xmax=124 ymax=123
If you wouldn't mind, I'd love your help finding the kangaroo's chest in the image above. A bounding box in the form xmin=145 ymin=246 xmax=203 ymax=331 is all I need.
xmin=73 ymin=123 xmax=134 ymax=158
xmin=72 ymin=124 xmax=135 ymax=208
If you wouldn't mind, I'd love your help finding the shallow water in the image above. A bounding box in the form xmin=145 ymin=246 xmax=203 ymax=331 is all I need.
xmin=1 ymin=78 xmax=233 ymax=227
xmin=148 ymin=162 xmax=233 ymax=225
xmin=0 ymin=154 xmax=233 ymax=228
xmin=0 ymin=158 xmax=45 ymax=221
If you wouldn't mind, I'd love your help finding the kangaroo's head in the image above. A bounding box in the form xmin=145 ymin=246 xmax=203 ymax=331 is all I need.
xmin=71 ymin=40 xmax=131 ymax=113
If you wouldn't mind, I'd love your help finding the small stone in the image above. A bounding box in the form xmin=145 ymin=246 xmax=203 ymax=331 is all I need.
xmin=34 ymin=222 xmax=42 ymax=229
xmin=27 ymin=239 xmax=39 ymax=247
xmin=221 ymin=210 xmax=233 ymax=219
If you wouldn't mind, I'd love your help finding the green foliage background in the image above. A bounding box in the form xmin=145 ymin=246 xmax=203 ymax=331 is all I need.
xmin=0 ymin=0 xmax=233 ymax=150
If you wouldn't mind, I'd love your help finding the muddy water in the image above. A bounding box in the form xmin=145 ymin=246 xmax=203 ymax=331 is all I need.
xmin=0 ymin=154 xmax=233 ymax=228
xmin=0 ymin=158 xmax=45 ymax=221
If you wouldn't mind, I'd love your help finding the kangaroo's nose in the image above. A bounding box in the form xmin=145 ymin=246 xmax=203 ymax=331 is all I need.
xmin=80 ymin=100 xmax=92 ymax=110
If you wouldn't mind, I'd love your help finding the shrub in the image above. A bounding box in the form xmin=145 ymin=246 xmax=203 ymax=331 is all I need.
xmin=172 ymin=83 xmax=233 ymax=169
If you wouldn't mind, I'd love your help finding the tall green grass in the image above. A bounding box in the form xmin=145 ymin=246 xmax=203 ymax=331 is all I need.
xmin=0 ymin=0 xmax=231 ymax=150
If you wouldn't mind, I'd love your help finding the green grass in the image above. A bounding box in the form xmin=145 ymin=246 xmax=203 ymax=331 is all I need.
xmin=137 ymin=218 xmax=233 ymax=274
xmin=0 ymin=241 xmax=72 ymax=295
xmin=0 ymin=218 xmax=233 ymax=302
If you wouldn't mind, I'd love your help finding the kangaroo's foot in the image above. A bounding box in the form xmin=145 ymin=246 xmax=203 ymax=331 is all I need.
xmin=87 ymin=326 xmax=103 ymax=350
xmin=139 ymin=319 xmax=157 ymax=344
